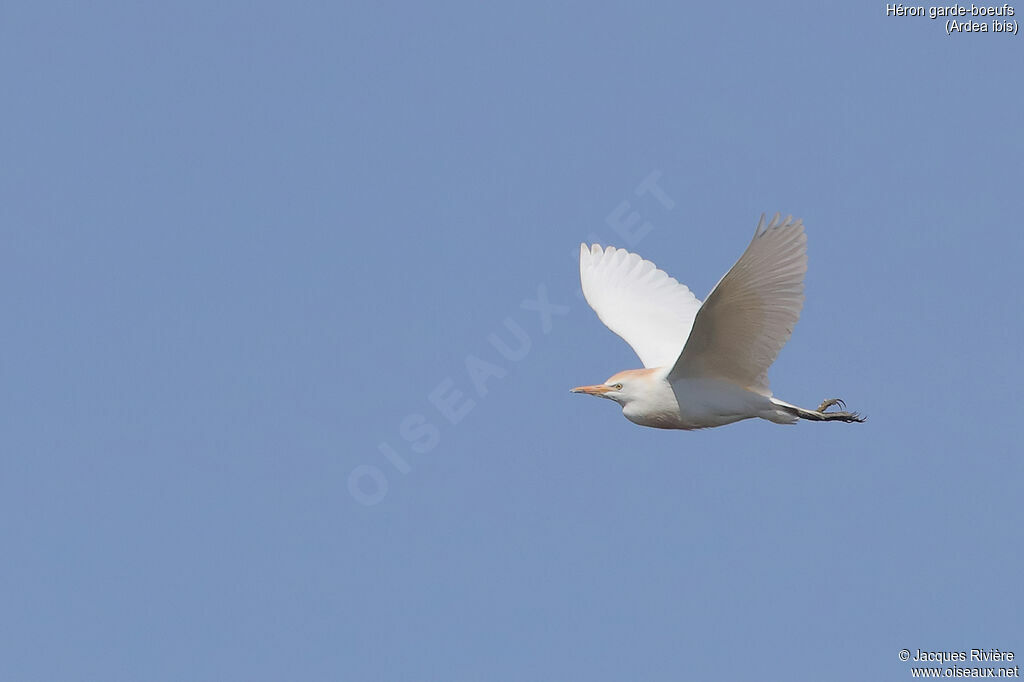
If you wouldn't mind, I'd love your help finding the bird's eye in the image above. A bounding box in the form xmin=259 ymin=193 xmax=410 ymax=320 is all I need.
xmin=614 ymin=383 xmax=623 ymax=390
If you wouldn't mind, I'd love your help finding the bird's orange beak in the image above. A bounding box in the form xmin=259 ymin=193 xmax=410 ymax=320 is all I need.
xmin=571 ymin=384 xmax=611 ymax=396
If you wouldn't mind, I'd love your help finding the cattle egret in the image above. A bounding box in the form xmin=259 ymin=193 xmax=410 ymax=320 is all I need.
xmin=572 ymin=213 xmax=864 ymax=429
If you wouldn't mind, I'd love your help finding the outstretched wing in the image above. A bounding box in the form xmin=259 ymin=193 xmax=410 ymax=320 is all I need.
xmin=669 ymin=214 xmax=807 ymax=396
xmin=579 ymin=244 xmax=702 ymax=369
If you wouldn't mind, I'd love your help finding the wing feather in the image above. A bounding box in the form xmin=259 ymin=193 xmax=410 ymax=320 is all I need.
xmin=579 ymin=244 xmax=702 ymax=369
xmin=668 ymin=214 xmax=807 ymax=395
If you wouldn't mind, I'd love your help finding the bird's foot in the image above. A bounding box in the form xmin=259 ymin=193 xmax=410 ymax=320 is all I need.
xmin=816 ymin=398 xmax=846 ymax=412
xmin=826 ymin=410 xmax=865 ymax=423
xmin=814 ymin=398 xmax=864 ymax=423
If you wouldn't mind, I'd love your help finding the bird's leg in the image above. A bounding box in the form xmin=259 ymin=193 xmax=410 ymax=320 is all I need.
xmin=816 ymin=398 xmax=846 ymax=412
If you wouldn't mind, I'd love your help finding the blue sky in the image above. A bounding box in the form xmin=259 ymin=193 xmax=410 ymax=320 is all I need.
xmin=2 ymin=2 xmax=1022 ymax=680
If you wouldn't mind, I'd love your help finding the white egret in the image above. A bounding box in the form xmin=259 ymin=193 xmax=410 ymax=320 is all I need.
xmin=571 ymin=213 xmax=864 ymax=429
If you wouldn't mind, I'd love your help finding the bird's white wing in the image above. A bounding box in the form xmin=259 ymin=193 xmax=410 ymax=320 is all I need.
xmin=669 ymin=214 xmax=807 ymax=395
xmin=580 ymin=244 xmax=702 ymax=369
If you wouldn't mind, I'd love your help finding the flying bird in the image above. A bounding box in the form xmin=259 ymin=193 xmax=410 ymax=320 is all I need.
xmin=571 ymin=214 xmax=864 ymax=429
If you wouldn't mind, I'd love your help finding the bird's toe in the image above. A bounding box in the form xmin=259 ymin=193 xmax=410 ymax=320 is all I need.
xmin=816 ymin=398 xmax=846 ymax=412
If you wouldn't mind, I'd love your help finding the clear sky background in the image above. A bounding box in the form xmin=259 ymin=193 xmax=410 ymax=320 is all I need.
xmin=2 ymin=2 xmax=1022 ymax=681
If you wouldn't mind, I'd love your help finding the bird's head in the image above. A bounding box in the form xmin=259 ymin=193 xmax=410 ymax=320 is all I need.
xmin=570 ymin=368 xmax=655 ymax=406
